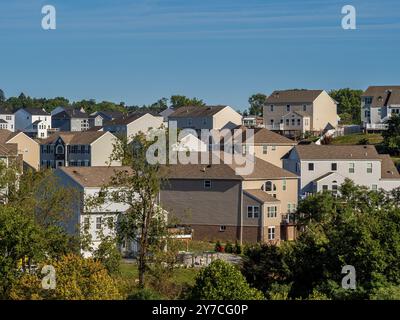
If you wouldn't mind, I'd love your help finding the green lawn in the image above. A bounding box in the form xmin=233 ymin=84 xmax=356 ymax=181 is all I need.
xmin=331 ymin=133 xmax=383 ymax=145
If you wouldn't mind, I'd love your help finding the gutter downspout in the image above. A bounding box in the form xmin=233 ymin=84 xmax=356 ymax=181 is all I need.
xmin=240 ymin=182 xmax=243 ymax=245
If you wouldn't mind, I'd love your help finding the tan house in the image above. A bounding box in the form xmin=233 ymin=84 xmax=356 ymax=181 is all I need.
xmin=160 ymin=156 xmax=298 ymax=244
xmin=226 ymin=126 xmax=296 ymax=167
xmin=168 ymin=105 xmax=242 ymax=133
xmin=263 ymin=89 xmax=338 ymax=136
xmin=0 ymin=129 xmax=39 ymax=170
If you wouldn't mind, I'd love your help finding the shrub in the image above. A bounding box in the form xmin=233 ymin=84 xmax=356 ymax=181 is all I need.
xmin=214 ymin=241 xmax=223 ymax=253
xmin=233 ymin=242 xmax=242 ymax=255
xmin=189 ymin=259 xmax=264 ymax=300
xmin=224 ymin=242 xmax=233 ymax=253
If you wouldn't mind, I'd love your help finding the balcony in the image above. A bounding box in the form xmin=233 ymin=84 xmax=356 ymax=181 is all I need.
xmin=265 ymin=123 xmax=284 ymax=131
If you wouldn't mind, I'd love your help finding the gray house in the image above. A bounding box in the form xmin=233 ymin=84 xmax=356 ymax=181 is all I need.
xmin=52 ymin=109 xmax=90 ymax=132
xmin=89 ymin=110 xmax=125 ymax=128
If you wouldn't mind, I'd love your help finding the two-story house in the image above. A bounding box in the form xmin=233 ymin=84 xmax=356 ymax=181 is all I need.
xmin=14 ymin=108 xmax=52 ymax=138
xmin=52 ymin=108 xmax=90 ymax=132
xmin=263 ymin=90 xmax=338 ymax=136
xmin=0 ymin=129 xmax=40 ymax=170
xmin=361 ymin=86 xmax=400 ymax=131
xmin=103 ymin=112 xmax=164 ymax=142
xmin=0 ymin=108 xmax=15 ymax=132
xmin=283 ymin=144 xmax=400 ymax=198
xmin=89 ymin=110 xmax=125 ymax=128
xmin=160 ymin=156 xmax=299 ymax=244
xmin=40 ymin=131 xmax=121 ymax=169
xmin=54 ymin=166 xmax=132 ymax=257
xmin=168 ymin=105 xmax=242 ymax=134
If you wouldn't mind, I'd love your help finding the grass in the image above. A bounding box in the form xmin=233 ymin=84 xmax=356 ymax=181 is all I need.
xmin=176 ymin=240 xmax=216 ymax=253
xmin=331 ymin=133 xmax=383 ymax=145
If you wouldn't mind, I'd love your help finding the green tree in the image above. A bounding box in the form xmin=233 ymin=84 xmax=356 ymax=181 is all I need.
xmin=189 ymin=259 xmax=264 ymax=300
xmin=382 ymin=114 xmax=400 ymax=155
xmin=329 ymin=88 xmax=363 ymax=124
xmin=169 ymin=95 xmax=205 ymax=109
xmin=0 ymin=89 xmax=5 ymax=103
xmin=248 ymin=93 xmax=267 ymax=116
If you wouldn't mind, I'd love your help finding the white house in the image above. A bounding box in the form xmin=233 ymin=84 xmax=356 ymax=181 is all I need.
xmin=171 ymin=131 xmax=208 ymax=152
xmin=14 ymin=107 xmax=52 ymax=138
xmin=0 ymin=108 xmax=15 ymax=132
xmin=283 ymin=144 xmax=400 ymax=198
xmin=54 ymin=166 xmax=133 ymax=257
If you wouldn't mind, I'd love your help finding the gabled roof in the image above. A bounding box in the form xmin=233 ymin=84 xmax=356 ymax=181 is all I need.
xmin=266 ymin=90 xmax=323 ymax=104
xmin=94 ymin=110 xmax=125 ymax=119
xmin=0 ymin=142 xmax=18 ymax=156
xmin=104 ymin=112 xmax=150 ymax=126
xmin=53 ymin=109 xmax=89 ymax=119
xmin=162 ymin=153 xmax=297 ymax=180
xmin=379 ymin=154 xmax=400 ymax=179
xmin=40 ymin=131 xmax=108 ymax=145
xmin=293 ymin=145 xmax=381 ymax=160
xmin=362 ymin=86 xmax=400 ymax=107
xmin=19 ymin=108 xmax=50 ymax=116
xmin=169 ymin=105 xmax=228 ymax=118
xmin=57 ymin=166 xmax=133 ymax=187
xmin=244 ymin=189 xmax=280 ymax=203
xmin=231 ymin=126 xmax=296 ymax=145
xmin=0 ymin=107 xmax=13 ymax=115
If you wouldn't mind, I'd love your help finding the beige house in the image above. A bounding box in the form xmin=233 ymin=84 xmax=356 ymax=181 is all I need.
xmin=0 ymin=129 xmax=39 ymax=170
xmin=263 ymin=89 xmax=338 ymax=136
xmin=103 ymin=112 xmax=164 ymax=142
xmin=226 ymin=126 xmax=296 ymax=167
xmin=160 ymin=156 xmax=298 ymax=244
xmin=40 ymin=131 xmax=121 ymax=169
xmin=168 ymin=105 xmax=242 ymax=133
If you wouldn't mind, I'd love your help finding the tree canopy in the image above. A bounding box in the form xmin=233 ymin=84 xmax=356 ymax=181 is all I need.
xmin=329 ymin=88 xmax=363 ymax=124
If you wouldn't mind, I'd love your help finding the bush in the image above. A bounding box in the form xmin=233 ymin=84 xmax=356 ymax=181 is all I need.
xmin=189 ymin=259 xmax=264 ymax=300
xmin=93 ymin=237 xmax=122 ymax=274
xmin=214 ymin=241 xmax=224 ymax=253
xmin=233 ymin=242 xmax=242 ymax=255
xmin=128 ymin=287 xmax=163 ymax=300
xmin=224 ymin=242 xmax=233 ymax=253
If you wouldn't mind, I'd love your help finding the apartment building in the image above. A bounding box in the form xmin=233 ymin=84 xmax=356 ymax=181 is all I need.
xmin=168 ymin=105 xmax=242 ymax=133
xmin=160 ymin=156 xmax=298 ymax=244
xmin=14 ymin=108 xmax=52 ymax=138
xmin=0 ymin=108 xmax=15 ymax=132
xmin=361 ymin=86 xmax=400 ymax=131
xmin=263 ymin=89 xmax=338 ymax=136
xmin=54 ymin=166 xmax=132 ymax=257
xmin=0 ymin=129 xmax=40 ymax=170
xmin=40 ymin=131 xmax=121 ymax=169
xmin=103 ymin=112 xmax=164 ymax=142
xmin=283 ymin=144 xmax=400 ymax=198
xmin=226 ymin=126 xmax=296 ymax=168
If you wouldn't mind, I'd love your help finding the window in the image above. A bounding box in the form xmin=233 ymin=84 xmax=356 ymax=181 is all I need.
xmin=83 ymin=217 xmax=90 ymax=228
xmin=268 ymin=226 xmax=275 ymax=240
xmin=331 ymin=163 xmax=337 ymax=171
xmin=297 ymin=119 xmax=301 ymax=126
xmin=308 ymin=163 xmax=314 ymax=171
xmin=372 ymin=184 xmax=378 ymax=191
xmin=204 ymin=180 xmax=211 ymax=189
xmin=365 ymin=97 xmax=372 ymax=104
xmin=270 ymin=105 xmax=274 ymax=112
xmin=267 ymin=206 xmax=277 ymax=218
xmin=303 ymin=105 xmax=307 ymax=111
xmin=188 ymin=118 xmax=193 ymax=126
xmin=332 ymin=184 xmax=338 ymax=195
xmin=248 ymin=206 xmax=260 ymax=218
xmin=286 ymin=119 xmax=289 ymax=126
xmin=219 ymin=225 xmax=226 ymax=232
xmin=96 ymin=217 xmax=102 ymax=230
xmin=287 ymin=203 xmax=296 ymax=213
xmin=349 ymin=163 xmax=355 ymax=173
xmin=202 ymin=118 xmax=207 ymax=125
xmin=56 ymin=145 xmax=64 ymax=154
xmin=286 ymin=105 xmax=290 ymax=112
xmin=262 ymin=145 xmax=268 ymax=154
xmin=242 ymin=144 xmax=247 ymax=155
xmin=272 ymin=145 xmax=276 ymax=151
xmin=282 ymin=179 xmax=286 ymax=191
xmin=305 ymin=119 xmax=309 ymax=126
xmin=367 ymin=163 xmax=372 ymax=173
xmin=322 ymin=185 xmax=328 ymax=191
xmin=291 ymin=119 xmax=295 ymax=126
xmin=265 ymin=181 xmax=272 ymax=191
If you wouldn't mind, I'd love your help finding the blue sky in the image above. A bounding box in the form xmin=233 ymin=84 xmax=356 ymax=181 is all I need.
xmin=1 ymin=0 xmax=400 ymax=110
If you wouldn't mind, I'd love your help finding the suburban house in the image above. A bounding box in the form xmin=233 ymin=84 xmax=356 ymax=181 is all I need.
xmin=89 ymin=110 xmax=125 ymax=128
xmin=225 ymin=126 xmax=297 ymax=168
xmin=52 ymin=108 xmax=90 ymax=132
xmin=263 ymin=89 xmax=338 ymax=136
xmin=168 ymin=105 xmax=242 ymax=134
xmin=159 ymin=107 xmax=175 ymax=122
xmin=54 ymin=166 xmax=132 ymax=257
xmin=40 ymin=131 xmax=121 ymax=169
xmin=171 ymin=131 xmax=208 ymax=152
xmin=14 ymin=108 xmax=52 ymax=138
xmin=0 ymin=140 xmax=22 ymax=203
xmin=0 ymin=129 xmax=40 ymax=170
xmin=283 ymin=144 xmax=400 ymax=198
xmin=160 ymin=155 xmax=299 ymax=244
xmin=102 ymin=112 xmax=164 ymax=142
xmin=0 ymin=108 xmax=15 ymax=132
xmin=51 ymin=106 xmax=86 ymax=116
xmin=361 ymin=86 xmax=400 ymax=131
